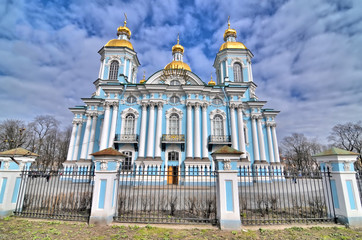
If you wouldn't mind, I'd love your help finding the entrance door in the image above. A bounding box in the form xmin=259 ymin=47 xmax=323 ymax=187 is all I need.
xmin=167 ymin=166 xmax=178 ymax=185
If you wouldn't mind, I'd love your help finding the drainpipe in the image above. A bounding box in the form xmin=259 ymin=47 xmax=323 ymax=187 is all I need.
xmin=221 ymin=86 xmax=231 ymax=138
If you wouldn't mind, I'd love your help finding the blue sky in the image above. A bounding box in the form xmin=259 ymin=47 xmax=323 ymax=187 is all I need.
xmin=0 ymin=0 xmax=361 ymax=143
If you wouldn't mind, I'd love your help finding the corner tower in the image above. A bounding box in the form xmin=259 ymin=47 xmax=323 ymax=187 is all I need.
xmin=97 ymin=15 xmax=140 ymax=84
xmin=213 ymin=17 xmax=254 ymax=85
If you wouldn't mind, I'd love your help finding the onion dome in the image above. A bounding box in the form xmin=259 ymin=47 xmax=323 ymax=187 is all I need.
xmin=208 ymin=74 xmax=216 ymax=86
xmin=140 ymin=72 xmax=146 ymax=84
xmin=164 ymin=61 xmax=191 ymax=71
xmin=172 ymin=35 xmax=184 ymax=54
xmin=164 ymin=34 xmax=191 ymax=71
xmin=219 ymin=17 xmax=247 ymax=52
xmin=105 ymin=14 xmax=134 ymax=50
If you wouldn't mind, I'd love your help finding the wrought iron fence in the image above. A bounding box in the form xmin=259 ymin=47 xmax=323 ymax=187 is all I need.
xmin=14 ymin=168 xmax=94 ymax=221
xmin=114 ymin=165 xmax=217 ymax=224
xmin=356 ymin=170 xmax=362 ymax=205
xmin=238 ymin=165 xmax=336 ymax=225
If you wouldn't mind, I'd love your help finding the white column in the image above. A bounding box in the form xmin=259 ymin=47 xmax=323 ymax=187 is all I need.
xmin=225 ymin=60 xmax=229 ymax=79
xmin=99 ymin=102 xmax=111 ymax=150
xmin=128 ymin=61 xmax=132 ymax=81
xmin=194 ymin=103 xmax=201 ymax=159
xmin=229 ymin=105 xmax=238 ymax=150
xmin=108 ymin=102 xmax=119 ymax=148
xmin=146 ymin=103 xmax=155 ymax=158
xmin=237 ymin=107 xmax=246 ymax=158
xmin=73 ymin=121 xmax=84 ymax=160
xmin=266 ymin=123 xmax=275 ymax=163
xmin=67 ymin=121 xmax=78 ymax=160
xmin=100 ymin=59 xmax=105 ymax=79
xmin=202 ymin=104 xmax=208 ymax=159
xmin=251 ymin=116 xmax=260 ymax=161
xmin=80 ymin=114 xmax=92 ymax=159
xmin=249 ymin=61 xmax=254 ymax=82
xmin=154 ymin=102 xmax=163 ymax=159
xmin=138 ymin=104 xmax=148 ymax=158
xmin=87 ymin=113 xmax=98 ymax=159
xmin=271 ymin=124 xmax=280 ymax=163
xmin=186 ymin=103 xmax=193 ymax=159
xmin=257 ymin=116 xmax=266 ymax=161
xmin=220 ymin=62 xmax=224 ymax=83
xmin=123 ymin=58 xmax=127 ymax=76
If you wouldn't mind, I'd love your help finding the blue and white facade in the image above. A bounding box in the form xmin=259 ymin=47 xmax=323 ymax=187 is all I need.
xmin=64 ymin=20 xmax=282 ymax=181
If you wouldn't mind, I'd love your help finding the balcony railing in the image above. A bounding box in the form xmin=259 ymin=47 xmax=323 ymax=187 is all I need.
xmin=162 ymin=134 xmax=185 ymax=142
xmin=209 ymin=135 xmax=231 ymax=143
xmin=114 ymin=134 xmax=138 ymax=143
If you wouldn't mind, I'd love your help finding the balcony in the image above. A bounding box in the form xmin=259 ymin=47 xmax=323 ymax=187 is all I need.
xmin=208 ymin=135 xmax=232 ymax=151
xmin=161 ymin=134 xmax=185 ymax=151
xmin=114 ymin=134 xmax=139 ymax=150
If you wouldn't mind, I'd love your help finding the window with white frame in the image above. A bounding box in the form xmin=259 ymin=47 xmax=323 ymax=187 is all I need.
xmin=170 ymin=80 xmax=180 ymax=85
xmin=124 ymin=113 xmax=135 ymax=134
xmin=168 ymin=151 xmax=179 ymax=161
xmin=212 ymin=97 xmax=223 ymax=106
xmin=126 ymin=96 xmax=137 ymax=104
xmin=212 ymin=114 xmax=224 ymax=136
xmin=122 ymin=151 xmax=132 ymax=170
xmin=169 ymin=96 xmax=180 ymax=104
xmin=109 ymin=61 xmax=119 ymax=80
xmin=169 ymin=114 xmax=179 ymax=134
xmin=233 ymin=63 xmax=243 ymax=82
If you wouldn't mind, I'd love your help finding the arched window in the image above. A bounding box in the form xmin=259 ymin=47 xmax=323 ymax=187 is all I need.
xmin=124 ymin=113 xmax=135 ymax=134
xmin=212 ymin=114 xmax=224 ymax=136
xmin=109 ymin=61 xmax=119 ymax=80
xmin=169 ymin=114 xmax=179 ymax=134
xmin=170 ymin=80 xmax=180 ymax=85
xmin=126 ymin=96 xmax=137 ymax=104
xmin=233 ymin=63 xmax=243 ymax=82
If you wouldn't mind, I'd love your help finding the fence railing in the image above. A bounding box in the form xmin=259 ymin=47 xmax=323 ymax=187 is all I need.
xmin=114 ymin=166 xmax=217 ymax=224
xmin=14 ymin=169 xmax=94 ymax=221
xmin=237 ymin=166 xmax=336 ymax=225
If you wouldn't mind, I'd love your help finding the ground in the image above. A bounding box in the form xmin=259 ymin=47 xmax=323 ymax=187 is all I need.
xmin=0 ymin=216 xmax=362 ymax=240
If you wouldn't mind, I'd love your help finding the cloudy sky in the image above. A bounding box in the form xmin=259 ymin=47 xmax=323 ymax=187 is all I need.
xmin=0 ymin=0 xmax=361 ymax=143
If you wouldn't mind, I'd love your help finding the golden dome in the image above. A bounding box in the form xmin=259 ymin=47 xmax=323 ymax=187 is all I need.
xmin=105 ymin=39 xmax=134 ymax=50
xmin=140 ymin=79 xmax=146 ymax=84
xmin=208 ymin=74 xmax=216 ymax=86
xmin=164 ymin=61 xmax=191 ymax=71
xmin=219 ymin=41 xmax=247 ymax=51
xmin=172 ymin=34 xmax=184 ymax=54
xmin=117 ymin=25 xmax=131 ymax=38
xmin=223 ymin=18 xmax=237 ymax=41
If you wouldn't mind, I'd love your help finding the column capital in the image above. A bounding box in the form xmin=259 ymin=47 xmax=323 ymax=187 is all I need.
xmin=157 ymin=102 xmax=164 ymax=108
xmin=72 ymin=119 xmax=83 ymax=125
xmin=104 ymin=101 xmax=112 ymax=109
xmin=202 ymin=103 xmax=208 ymax=111
xmin=229 ymin=103 xmax=236 ymax=109
xmin=194 ymin=102 xmax=200 ymax=108
xmin=187 ymin=102 xmax=193 ymax=108
xmin=251 ymin=114 xmax=259 ymax=120
xmin=237 ymin=104 xmax=244 ymax=111
xmin=149 ymin=102 xmax=155 ymax=109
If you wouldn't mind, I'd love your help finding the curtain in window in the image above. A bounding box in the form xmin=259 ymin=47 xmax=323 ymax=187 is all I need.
xmin=213 ymin=114 xmax=224 ymax=136
xmin=169 ymin=114 xmax=179 ymax=134
xmin=124 ymin=114 xmax=135 ymax=134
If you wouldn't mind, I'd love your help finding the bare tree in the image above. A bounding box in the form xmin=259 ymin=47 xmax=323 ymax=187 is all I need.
xmin=281 ymin=133 xmax=323 ymax=171
xmin=328 ymin=121 xmax=362 ymax=168
xmin=0 ymin=119 xmax=29 ymax=151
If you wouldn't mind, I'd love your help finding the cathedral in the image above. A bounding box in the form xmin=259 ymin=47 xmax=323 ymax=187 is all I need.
xmin=63 ymin=18 xmax=281 ymax=182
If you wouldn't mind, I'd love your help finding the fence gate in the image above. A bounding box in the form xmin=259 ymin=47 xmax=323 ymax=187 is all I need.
xmin=114 ymin=165 xmax=217 ymax=224
xmin=14 ymin=169 xmax=95 ymax=221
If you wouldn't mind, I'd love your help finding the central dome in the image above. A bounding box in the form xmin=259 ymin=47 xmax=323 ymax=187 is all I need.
xmin=164 ymin=61 xmax=191 ymax=71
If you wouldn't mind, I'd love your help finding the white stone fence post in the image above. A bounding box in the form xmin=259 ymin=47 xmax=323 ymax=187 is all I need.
xmin=314 ymin=147 xmax=362 ymax=226
xmin=211 ymin=146 xmax=243 ymax=230
xmin=0 ymin=148 xmax=36 ymax=218
xmin=89 ymin=148 xmax=125 ymax=225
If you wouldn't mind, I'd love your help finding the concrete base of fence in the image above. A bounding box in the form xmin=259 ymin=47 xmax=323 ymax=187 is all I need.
xmin=219 ymin=219 xmax=242 ymax=231
xmin=89 ymin=215 xmax=114 ymax=225
xmin=337 ymin=215 xmax=362 ymax=227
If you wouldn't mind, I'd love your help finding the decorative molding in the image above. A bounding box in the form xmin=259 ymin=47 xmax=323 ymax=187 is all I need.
xmin=223 ymin=159 xmax=231 ymax=170
xmin=210 ymin=109 xmax=227 ymax=119
xmin=165 ymin=107 xmax=183 ymax=119
xmin=121 ymin=107 xmax=140 ymax=119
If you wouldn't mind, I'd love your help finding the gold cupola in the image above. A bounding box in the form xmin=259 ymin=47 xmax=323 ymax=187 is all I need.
xmin=140 ymin=71 xmax=146 ymax=84
xmin=105 ymin=14 xmax=134 ymax=50
xmin=164 ymin=34 xmax=191 ymax=71
xmin=208 ymin=74 xmax=216 ymax=86
xmin=219 ymin=17 xmax=247 ymax=51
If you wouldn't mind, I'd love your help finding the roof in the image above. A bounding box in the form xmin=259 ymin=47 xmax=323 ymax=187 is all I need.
xmin=0 ymin=148 xmax=38 ymax=156
xmin=211 ymin=145 xmax=243 ymax=155
xmin=91 ymin=148 xmax=127 ymax=157
xmin=313 ymin=147 xmax=359 ymax=157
